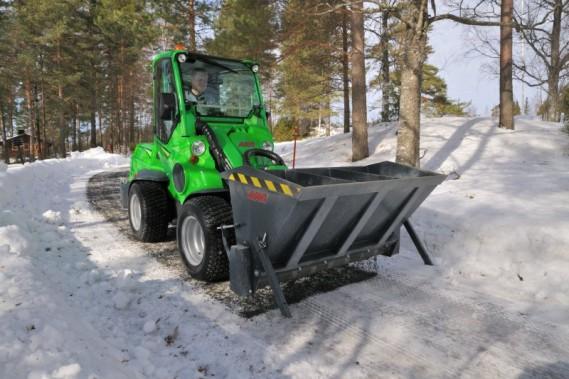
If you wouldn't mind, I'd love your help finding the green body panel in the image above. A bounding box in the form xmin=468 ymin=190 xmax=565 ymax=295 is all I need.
xmin=128 ymin=50 xmax=281 ymax=205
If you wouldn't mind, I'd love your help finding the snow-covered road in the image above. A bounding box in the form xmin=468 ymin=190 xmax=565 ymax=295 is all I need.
xmin=1 ymin=117 xmax=569 ymax=378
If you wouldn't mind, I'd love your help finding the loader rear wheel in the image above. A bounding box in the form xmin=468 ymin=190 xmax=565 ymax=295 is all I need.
xmin=128 ymin=181 xmax=169 ymax=242
xmin=177 ymin=196 xmax=232 ymax=282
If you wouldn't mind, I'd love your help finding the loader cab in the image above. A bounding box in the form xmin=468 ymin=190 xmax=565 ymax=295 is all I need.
xmin=152 ymin=51 xmax=273 ymax=140
xmin=178 ymin=55 xmax=262 ymax=119
xmin=152 ymin=51 xmax=267 ymax=138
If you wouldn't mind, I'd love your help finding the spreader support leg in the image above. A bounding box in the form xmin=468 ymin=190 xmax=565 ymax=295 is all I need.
xmin=255 ymin=234 xmax=292 ymax=318
xmin=403 ymin=220 xmax=433 ymax=266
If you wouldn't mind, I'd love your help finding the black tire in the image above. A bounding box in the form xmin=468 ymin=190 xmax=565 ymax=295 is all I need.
xmin=128 ymin=181 xmax=170 ymax=242
xmin=177 ymin=196 xmax=233 ymax=282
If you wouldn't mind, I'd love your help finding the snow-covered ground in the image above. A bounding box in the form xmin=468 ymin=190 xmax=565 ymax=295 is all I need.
xmin=1 ymin=118 xmax=569 ymax=378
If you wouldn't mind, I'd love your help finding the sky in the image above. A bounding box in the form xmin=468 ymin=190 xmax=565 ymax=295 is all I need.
xmin=429 ymin=20 xmax=539 ymax=117
xmin=363 ymin=13 xmax=541 ymax=122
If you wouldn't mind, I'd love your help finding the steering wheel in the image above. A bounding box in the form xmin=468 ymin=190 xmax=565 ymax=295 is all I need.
xmin=243 ymin=148 xmax=286 ymax=167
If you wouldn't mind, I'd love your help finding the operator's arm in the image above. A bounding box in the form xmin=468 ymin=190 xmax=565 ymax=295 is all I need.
xmin=184 ymin=89 xmax=198 ymax=104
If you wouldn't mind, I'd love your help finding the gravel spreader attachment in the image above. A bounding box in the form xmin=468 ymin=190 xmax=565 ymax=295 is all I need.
xmin=221 ymin=161 xmax=446 ymax=317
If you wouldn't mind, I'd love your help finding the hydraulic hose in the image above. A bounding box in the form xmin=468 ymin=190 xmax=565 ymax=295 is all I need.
xmin=195 ymin=119 xmax=232 ymax=172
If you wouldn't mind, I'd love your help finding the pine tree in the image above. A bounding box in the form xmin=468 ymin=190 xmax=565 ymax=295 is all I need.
xmin=351 ymin=0 xmax=368 ymax=161
xmin=152 ymin=0 xmax=213 ymax=50
xmin=276 ymin=0 xmax=339 ymax=137
xmin=205 ymin=0 xmax=277 ymax=79
xmin=96 ymin=0 xmax=157 ymax=152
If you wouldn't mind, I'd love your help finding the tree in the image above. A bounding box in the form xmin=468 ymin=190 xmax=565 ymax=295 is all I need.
xmin=471 ymin=0 xmax=569 ymax=122
xmin=380 ymin=7 xmax=391 ymax=122
xmin=516 ymin=0 xmax=569 ymax=122
xmin=351 ymin=0 xmax=369 ymax=161
xmin=342 ymin=7 xmax=351 ymax=133
xmin=368 ymin=1 xmax=399 ymax=122
xmin=421 ymin=64 xmax=470 ymax=116
xmin=205 ymin=0 xmax=277 ymax=79
xmin=152 ymin=0 xmax=213 ymax=51
xmin=499 ymin=0 xmax=514 ymax=129
xmin=188 ymin=0 xmax=196 ymax=50
xmin=392 ymin=1 xmax=429 ymax=167
xmin=0 ymin=2 xmax=14 ymax=163
xmin=375 ymin=1 xmax=506 ymax=167
xmin=97 ymin=0 xmax=157 ymax=153
xmin=276 ymin=0 xmax=340 ymax=138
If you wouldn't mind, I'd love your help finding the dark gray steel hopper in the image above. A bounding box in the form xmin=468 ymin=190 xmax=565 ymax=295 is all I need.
xmin=221 ymin=161 xmax=446 ymax=317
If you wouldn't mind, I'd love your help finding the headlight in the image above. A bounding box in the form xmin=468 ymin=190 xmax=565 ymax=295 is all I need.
xmin=251 ymin=64 xmax=259 ymax=73
xmin=262 ymin=141 xmax=273 ymax=151
xmin=191 ymin=141 xmax=206 ymax=156
xmin=177 ymin=53 xmax=187 ymax=63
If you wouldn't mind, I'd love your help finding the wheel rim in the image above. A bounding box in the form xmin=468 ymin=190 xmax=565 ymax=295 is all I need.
xmin=130 ymin=193 xmax=142 ymax=231
xmin=181 ymin=215 xmax=205 ymax=266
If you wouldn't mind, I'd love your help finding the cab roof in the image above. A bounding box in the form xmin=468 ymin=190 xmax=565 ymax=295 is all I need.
xmin=151 ymin=50 xmax=257 ymax=67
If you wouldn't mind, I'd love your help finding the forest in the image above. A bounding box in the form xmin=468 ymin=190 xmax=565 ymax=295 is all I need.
xmin=0 ymin=0 xmax=567 ymax=165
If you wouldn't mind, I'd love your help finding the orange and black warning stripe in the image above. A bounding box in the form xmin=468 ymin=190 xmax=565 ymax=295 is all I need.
xmin=227 ymin=172 xmax=298 ymax=197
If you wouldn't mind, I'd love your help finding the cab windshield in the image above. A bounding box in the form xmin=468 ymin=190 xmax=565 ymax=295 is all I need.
xmin=179 ymin=56 xmax=260 ymax=118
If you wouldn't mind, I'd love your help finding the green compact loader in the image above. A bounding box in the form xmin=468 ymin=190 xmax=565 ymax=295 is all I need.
xmin=120 ymin=50 xmax=445 ymax=316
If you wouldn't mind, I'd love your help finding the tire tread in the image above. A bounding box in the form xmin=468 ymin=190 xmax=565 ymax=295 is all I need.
xmin=178 ymin=196 xmax=233 ymax=282
xmin=129 ymin=181 xmax=170 ymax=242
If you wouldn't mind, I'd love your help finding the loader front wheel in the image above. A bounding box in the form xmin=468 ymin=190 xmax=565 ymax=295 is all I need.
xmin=128 ymin=181 xmax=169 ymax=242
xmin=177 ymin=196 xmax=232 ymax=282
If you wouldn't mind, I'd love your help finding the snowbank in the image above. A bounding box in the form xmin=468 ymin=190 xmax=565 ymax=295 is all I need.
xmin=0 ymin=149 xmax=131 ymax=378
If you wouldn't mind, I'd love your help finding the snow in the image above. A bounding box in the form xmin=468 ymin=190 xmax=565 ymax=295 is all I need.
xmin=1 ymin=121 xmax=569 ymax=378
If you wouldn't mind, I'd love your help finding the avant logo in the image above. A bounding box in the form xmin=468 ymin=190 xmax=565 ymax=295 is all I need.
xmin=238 ymin=141 xmax=255 ymax=148
xmin=246 ymin=190 xmax=268 ymax=204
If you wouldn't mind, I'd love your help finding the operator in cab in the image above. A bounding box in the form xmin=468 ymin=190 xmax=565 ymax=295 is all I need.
xmin=184 ymin=68 xmax=210 ymax=104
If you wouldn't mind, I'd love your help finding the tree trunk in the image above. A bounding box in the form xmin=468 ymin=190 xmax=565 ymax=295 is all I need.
xmin=117 ymin=77 xmax=122 ymax=153
xmin=547 ymin=73 xmax=560 ymax=122
xmin=33 ymin=83 xmax=43 ymax=159
xmin=0 ymin=101 xmax=9 ymax=164
xmin=88 ymin=0 xmax=98 ymax=148
xmin=397 ymin=53 xmax=423 ymax=167
xmin=381 ymin=9 xmax=390 ymax=122
xmin=547 ymin=0 xmax=562 ymax=122
xmin=395 ymin=0 xmax=428 ymax=168
xmin=76 ymin=103 xmax=81 ymax=150
xmin=350 ymin=0 xmax=369 ymax=161
xmin=188 ymin=0 xmax=196 ymax=51
xmin=57 ymin=43 xmax=67 ymax=157
xmin=58 ymin=85 xmax=66 ymax=157
xmin=129 ymin=82 xmax=135 ymax=150
xmin=40 ymin=66 xmax=48 ymax=157
xmin=7 ymin=90 xmax=14 ymax=138
xmin=342 ymin=9 xmax=351 ymax=134
xmin=72 ymin=104 xmax=78 ymax=151
xmin=90 ymin=72 xmax=97 ymax=148
xmin=499 ymin=0 xmax=514 ymax=130
xmin=98 ymin=102 xmax=103 ymax=149
xmin=326 ymin=99 xmax=331 ymax=137
xmin=317 ymin=103 xmax=322 ymax=135
xmin=24 ymin=80 xmax=36 ymax=161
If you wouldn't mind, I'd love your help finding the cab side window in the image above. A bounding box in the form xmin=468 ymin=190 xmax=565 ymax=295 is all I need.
xmin=155 ymin=58 xmax=177 ymax=143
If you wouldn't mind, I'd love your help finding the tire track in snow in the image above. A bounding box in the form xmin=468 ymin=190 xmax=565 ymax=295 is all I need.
xmin=357 ymin=277 xmax=569 ymax=355
xmin=297 ymin=276 xmax=569 ymax=378
xmin=300 ymin=294 xmax=458 ymax=378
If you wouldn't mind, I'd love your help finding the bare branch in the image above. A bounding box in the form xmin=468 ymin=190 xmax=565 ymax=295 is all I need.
xmin=429 ymin=13 xmax=501 ymax=27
